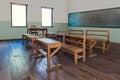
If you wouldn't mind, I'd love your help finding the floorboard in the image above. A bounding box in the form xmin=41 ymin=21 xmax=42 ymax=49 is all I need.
xmin=0 ymin=40 xmax=120 ymax=80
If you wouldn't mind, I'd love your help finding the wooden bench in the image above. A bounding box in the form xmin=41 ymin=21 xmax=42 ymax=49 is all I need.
xmin=45 ymin=33 xmax=57 ymax=40
xmin=61 ymin=34 xmax=86 ymax=64
xmin=86 ymin=30 xmax=110 ymax=54
xmin=56 ymin=30 xmax=68 ymax=42
xmin=69 ymin=30 xmax=84 ymax=35
xmin=57 ymin=30 xmax=68 ymax=34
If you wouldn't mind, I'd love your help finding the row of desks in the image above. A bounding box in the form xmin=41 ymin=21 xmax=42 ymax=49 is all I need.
xmin=22 ymin=34 xmax=62 ymax=72
xmin=22 ymin=33 xmax=97 ymax=72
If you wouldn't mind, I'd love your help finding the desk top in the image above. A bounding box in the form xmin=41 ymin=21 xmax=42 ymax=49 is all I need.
xmin=37 ymin=38 xmax=60 ymax=44
xmin=27 ymin=35 xmax=41 ymax=38
xmin=22 ymin=34 xmax=41 ymax=38
xmin=22 ymin=34 xmax=31 ymax=36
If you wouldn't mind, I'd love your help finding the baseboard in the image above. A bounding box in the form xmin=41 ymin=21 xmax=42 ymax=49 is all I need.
xmin=0 ymin=38 xmax=21 ymax=41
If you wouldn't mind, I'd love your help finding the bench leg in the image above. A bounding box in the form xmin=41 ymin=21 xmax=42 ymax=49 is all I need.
xmin=106 ymin=42 xmax=110 ymax=53
xmin=103 ymin=41 xmax=106 ymax=54
xmin=74 ymin=53 xmax=77 ymax=64
xmin=83 ymin=51 xmax=86 ymax=62
xmin=103 ymin=41 xmax=110 ymax=54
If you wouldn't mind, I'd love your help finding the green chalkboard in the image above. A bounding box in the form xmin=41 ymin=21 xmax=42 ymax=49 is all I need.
xmin=68 ymin=7 xmax=120 ymax=28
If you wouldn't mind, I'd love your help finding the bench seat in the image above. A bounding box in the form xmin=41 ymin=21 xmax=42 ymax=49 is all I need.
xmin=61 ymin=34 xmax=86 ymax=64
xmin=62 ymin=43 xmax=84 ymax=53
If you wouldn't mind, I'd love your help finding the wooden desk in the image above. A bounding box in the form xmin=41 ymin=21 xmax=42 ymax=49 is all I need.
xmin=27 ymin=28 xmax=48 ymax=36
xmin=35 ymin=38 xmax=62 ymax=72
xmin=22 ymin=34 xmax=44 ymax=59
xmin=22 ymin=34 xmax=31 ymax=46
xmin=25 ymin=36 xmax=42 ymax=58
xmin=86 ymin=30 xmax=110 ymax=53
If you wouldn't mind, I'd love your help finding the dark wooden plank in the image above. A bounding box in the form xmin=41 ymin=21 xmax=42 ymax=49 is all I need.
xmin=0 ymin=41 xmax=12 ymax=80
xmin=0 ymin=40 xmax=120 ymax=80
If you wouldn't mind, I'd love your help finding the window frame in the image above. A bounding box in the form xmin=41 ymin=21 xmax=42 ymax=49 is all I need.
xmin=41 ymin=7 xmax=54 ymax=27
xmin=11 ymin=3 xmax=28 ymax=28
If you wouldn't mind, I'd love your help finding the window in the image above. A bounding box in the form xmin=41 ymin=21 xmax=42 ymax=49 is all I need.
xmin=42 ymin=7 xmax=53 ymax=27
xmin=11 ymin=3 xmax=27 ymax=27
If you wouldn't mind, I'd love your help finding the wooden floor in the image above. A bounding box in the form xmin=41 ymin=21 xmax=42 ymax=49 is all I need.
xmin=0 ymin=40 xmax=120 ymax=80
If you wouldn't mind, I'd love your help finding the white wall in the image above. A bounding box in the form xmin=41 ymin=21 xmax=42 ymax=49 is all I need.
xmin=66 ymin=0 xmax=120 ymax=13
xmin=28 ymin=0 xmax=67 ymax=22
xmin=66 ymin=0 xmax=120 ymax=43
xmin=0 ymin=0 xmax=67 ymax=40
xmin=0 ymin=0 xmax=66 ymax=22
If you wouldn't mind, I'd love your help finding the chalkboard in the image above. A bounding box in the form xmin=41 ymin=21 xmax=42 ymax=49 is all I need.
xmin=68 ymin=7 xmax=120 ymax=28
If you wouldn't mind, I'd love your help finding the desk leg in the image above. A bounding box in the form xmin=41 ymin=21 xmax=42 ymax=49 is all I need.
xmin=89 ymin=40 xmax=97 ymax=58
xmin=29 ymin=39 xmax=35 ymax=59
xmin=31 ymin=39 xmax=34 ymax=54
xmin=46 ymin=46 xmax=62 ymax=72
xmin=46 ymin=45 xmax=51 ymax=72
xmin=22 ymin=35 xmax=26 ymax=46
xmin=22 ymin=35 xmax=24 ymax=45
